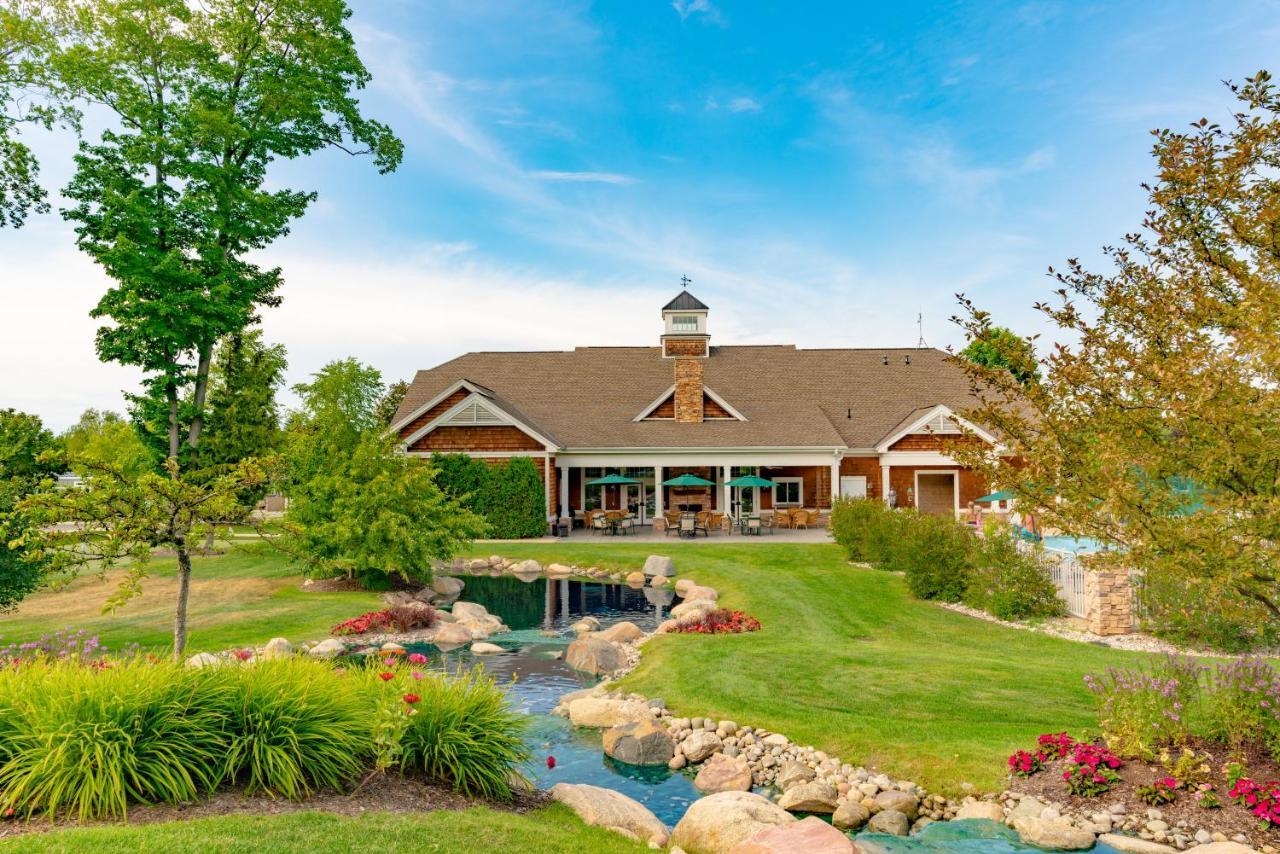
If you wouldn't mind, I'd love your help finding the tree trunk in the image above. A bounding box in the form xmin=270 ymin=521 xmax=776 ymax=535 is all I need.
xmin=173 ymin=539 xmax=192 ymax=660
xmin=202 ymin=525 xmax=216 ymax=556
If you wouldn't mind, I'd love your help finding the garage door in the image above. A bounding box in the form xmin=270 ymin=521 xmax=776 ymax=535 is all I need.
xmin=916 ymin=473 xmax=956 ymax=517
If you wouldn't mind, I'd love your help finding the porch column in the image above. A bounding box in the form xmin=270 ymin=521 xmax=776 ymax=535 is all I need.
xmin=654 ymin=465 xmax=664 ymax=519
xmin=543 ymin=452 xmax=554 ymax=520
xmin=830 ymin=457 xmax=841 ymax=504
xmin=721 ymin=466 xmax=731 ymax=516
xmin=880 ymin=464 xmax=891 ymax=506
xmin=558 ymin=464 xmax=569 ymax=519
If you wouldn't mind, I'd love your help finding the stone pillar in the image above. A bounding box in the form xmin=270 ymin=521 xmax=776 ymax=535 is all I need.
xmin=674 ymin=359 xmax=704 ymax=423
xmin=1085 ymin=569 xmax=1135 ymax=636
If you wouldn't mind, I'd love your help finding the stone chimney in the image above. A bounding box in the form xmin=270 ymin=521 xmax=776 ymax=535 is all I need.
xmin=674 ymin=358 xmax=704 ymax=423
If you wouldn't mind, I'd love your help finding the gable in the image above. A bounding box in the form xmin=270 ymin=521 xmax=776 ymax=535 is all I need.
xmin=634 ymin=385 xmax=745 ymax=421
xmin=399 ymin=391 xmax=558 ymax=452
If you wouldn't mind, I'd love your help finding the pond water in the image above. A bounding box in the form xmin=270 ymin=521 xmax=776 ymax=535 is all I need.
xmin=406 ymin=576 xmax=1123 ymax=853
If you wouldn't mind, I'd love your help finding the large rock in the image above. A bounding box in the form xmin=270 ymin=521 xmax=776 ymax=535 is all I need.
xmin=566 ymin=636 xmax=628 ymax=676
xmin=510 ymin=560 xmax=542 ymax=579
xmin=683 ymin=585 xmax=719 ymax=602
xmin=596 ymin=621 xmax=644 ymax=644
xmin=308 ymin=638 xmax=346 ymax=659
xmin=625 ymin=572 xmax=646 ymax=587
xmin=260 ymin=637 xmax=291 ymax=659
xmin=953 ymin=800 xmax=1004 ymax=822
xmin=681 ymin=730 xmax=724 ymax=763
xmin=674 ymin=577 xmax=696 ymax=596
xmin=831 ymin=800 xmax=870 ymax=830
xmin=1006 ymin=796 xmax=1046 ymax=823
xmin=551 ymin=782 xmax=669 ymax=847
xmin=185 ymin=652 xmax=221 ymax=669
xmin=1012 ymin=816 xmax=1096 ymax=850
xmin=671 ymin=791 xmax=797 ymax=854
xmin=643 ymin=555 xmax=675 ymax=577
xmin=777 ymin=781 xmax=838 ymax=814
xmin=694 ymin=753 xmax=754 ymax=793
xmin=867 ymin=809 xmax=910 ymax=836
xmin=603 ymin=719 xmax=675 ymax=766
xmin=1097 ymin=835 xmax=1177 ymax=854
xmin=546 ymin=562 xmax=573 ymax=577
xmin=775 ymin=761 xmax=816 ymax=791
xmin=450 ymin=601 xmax=507 ymax=639
xmin=671 ymin=599 xmax=717 ymax=622
xmin=567 ymin=697 xmax=653 ymax=728
xmin=470 ymin=642 xmax=503 ymax=654
xmin=429 ymin=621 xmax=474 ymax=649
xmin=1190 ymin=844 xmax=1259 ymax=854
xmin=729 ymin=815 xmax=855 ymax=854
xmin=874 ymin=789 xmax=919 ymax=821
xmin=431 ymin=576 xmax=464 ymax=596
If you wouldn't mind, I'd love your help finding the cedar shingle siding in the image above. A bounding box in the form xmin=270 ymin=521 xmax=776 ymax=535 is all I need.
xmin=409 ymin=425 xmax=543 ymax=453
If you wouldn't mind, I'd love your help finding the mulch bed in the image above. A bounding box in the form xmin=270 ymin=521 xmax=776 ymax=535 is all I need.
xmin=1011 ymin=737 xmax=1278 ymax=848
xmin=0 ymin=774 xmax=551 ymax=839
xmin=300 ymin=577 xmax=368 ymax=593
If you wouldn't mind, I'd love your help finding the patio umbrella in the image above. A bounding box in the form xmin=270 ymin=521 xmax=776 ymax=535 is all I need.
xmin=661 ymin=473 xmax=716 ymax=487
xmin=974 ymin=490 xmax=1015 ymax=503
xmin=585 ymin=474 xmax=641 ymax=485
xmin=726 ymin=474 xmax=774 ymax=488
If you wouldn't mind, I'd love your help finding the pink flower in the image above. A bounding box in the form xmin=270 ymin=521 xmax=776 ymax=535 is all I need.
xmin=408 ymin=653 xmax=427 ymax=664
xmin=411 ymin=671 xmax=424 ymax=681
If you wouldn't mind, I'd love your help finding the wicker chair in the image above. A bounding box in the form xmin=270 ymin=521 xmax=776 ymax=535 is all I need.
xmin=773 ymin=508 xmax=792 ymax=529
xmin=791 ymin=509 xmax=811 ymax=530
xmin=591 ymin=514 xmax=610 ymax=535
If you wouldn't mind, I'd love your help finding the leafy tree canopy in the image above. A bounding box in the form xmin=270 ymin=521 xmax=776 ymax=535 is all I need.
xmin=62 ymin=409 xmax=155 ymax=481
xmin=959 ymin=325 xmax=1040 ymax=385
xmin=375 ymin=379 xmax=409 ymax=427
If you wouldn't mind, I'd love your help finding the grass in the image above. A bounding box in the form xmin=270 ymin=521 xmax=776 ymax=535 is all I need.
xmin=457 ymin=541 xmax=1164 ymax=793
xmin=0 ymin=546 xmax=380 ymax=654
xmin=0 ymin=805 xmax=650 ymax=853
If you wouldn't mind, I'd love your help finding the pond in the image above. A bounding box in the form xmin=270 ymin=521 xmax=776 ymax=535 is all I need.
xmin=407 ymin=576 xmax=1124 ymax=853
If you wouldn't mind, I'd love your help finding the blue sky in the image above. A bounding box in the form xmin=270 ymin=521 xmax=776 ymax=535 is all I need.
xmin=4 ymin=0 xmax=1279 ymax=428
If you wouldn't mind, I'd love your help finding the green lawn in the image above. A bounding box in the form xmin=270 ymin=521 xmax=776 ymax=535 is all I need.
xmin=0 ymin=546 xmax=380 ymax=654
xmin=459 ymin=541 xmax=1156 ymax=793
xmin=0 ymin=805 xmax=648 ymax=853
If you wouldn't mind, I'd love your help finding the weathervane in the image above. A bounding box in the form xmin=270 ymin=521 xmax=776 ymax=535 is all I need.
xmin=680 ymin=274 xmax=692 ymax=289
xmin=916 ymin=311 xmax=928 ymax=349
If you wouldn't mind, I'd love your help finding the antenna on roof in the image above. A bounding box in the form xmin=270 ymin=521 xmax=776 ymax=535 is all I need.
xmin=680 ymin=274 xmax=692 ymax=289
xmin=916 ymin=311 xmax=928 ymax=349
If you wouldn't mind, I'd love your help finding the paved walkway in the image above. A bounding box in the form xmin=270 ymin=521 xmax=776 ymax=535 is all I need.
xmin=480 ymin=527 xmax=834 ymax=544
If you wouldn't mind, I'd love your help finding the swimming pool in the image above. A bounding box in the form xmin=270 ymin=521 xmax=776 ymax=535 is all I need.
xmin=1041 ymin=535 xmax=1107 ymax=554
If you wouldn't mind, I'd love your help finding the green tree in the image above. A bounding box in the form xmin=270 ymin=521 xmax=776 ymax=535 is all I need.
xmin=375 ymin=379 xmax=409 ymax=426
xmin=62 ymin=409 xmax=155 ymax=481
xmin=281 ymin=360 xmax=486 ymax=587
xmin=953 ymin=71 xmax=1280 ymax=647
xmin=431 ymin=452 xmax=491 ymax=515
xmin=23 ymin=0 xmax=401 ymax=657
xmin=959 ymin=325 xmax=1040 ymax=385
xmin=478 ymin=457 xmax=547 ymax=539
xmin=0 ymin=410 xmax=64 ymax=609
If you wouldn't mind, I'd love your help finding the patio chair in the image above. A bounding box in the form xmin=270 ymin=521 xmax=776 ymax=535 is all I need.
xmin=792 ymin=509 xmax=811 ymax=530
xmin=774 ymin=508 xmax=792 ymax=529
xmin=591 ymin=514 xmax=610 ymax=535
xmin=708 ymin=512 xmax=728 ymax=534
xmin=678 ymin=515 xmax=697 ymax=538
xmin=745 ymin=516 xmax=762 ymax=536
xmin=617 ymin=516 xmax=635 ymax=535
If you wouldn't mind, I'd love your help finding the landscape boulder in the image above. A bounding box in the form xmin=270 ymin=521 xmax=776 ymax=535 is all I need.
xmin=1012 ymin=816 xmax=1096 ymax=850
xmin=568 ymin=697 xmax=653 ymax=728
xmin=867 ymin=809 xmax=910 ymax=836
xmin=1096 ymin=835 xmax=1178 ymax=854
xmin=551 ymin=782 xmax=669 ymax=847
xmin=603 ymin=719 xmax=675 ymax=766
xmin=874 ymin=789 xmax=919 ymax=821
xmin=260 ymin=637 xmax=291 ymax=659
xmin=674 ymin=578 xmax=696 ymax=596
xmin=831 ymin=800 xmax=870 ymax=831
xmin=680 ymin=730 xmax=723 ymax=763
xmin=777 ymin=781 xmax=839 ymax=814
xmin=546 ymin=563 xmax=573 ymax=577
xmin=429 ymin=621 xmax=473 ymax=649
xmin=566 ymin=636 xmax=627 ymax=676
xmin=509 ymin=560 xmax=542 ymax=579
xmin=308 ymin=638 xmax=346 ymax=659
xmin=683 ymin=584 xmax=719 ymax=602
xmin=775 ymin=761 xmax=815 ymax=791
xmin=625 ymin=572 xmax=646 ymax=587
xmin=670 ymin=791 xmax=797 ymax=854
xmin=728 ymin=815 xmax=855 ymax=854
xmin=449 ymin=602 xmax=507 ymax=639
xmin=185 ymin=652 xmax=221 ymax=669
xmin=643 ymin=555 xmax=675 ymax=577
xmin=431 ymin=576 xmax=464 ymax=596
xmin=954 ymin=801 xmax=1004 ymax=822
xmin=670 ymin=599 xmax=716 ymax=622
xmin=693 ymin=753 xmax=754 ymax=794
xmin=596 ymin=621 xmax=644 ymax=644
xmin=470 ymin=642 xmax=503 ymax=654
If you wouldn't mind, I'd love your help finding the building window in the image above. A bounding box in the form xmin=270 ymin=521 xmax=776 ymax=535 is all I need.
xmin=773 ymin=477 xmax=803 ymax=506
xmin=672 ymin=314 xmax=698 ymax=332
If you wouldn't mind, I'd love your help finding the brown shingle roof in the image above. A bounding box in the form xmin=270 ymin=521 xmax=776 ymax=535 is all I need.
xmin=393 ymin=346 xmax=980 ymax=451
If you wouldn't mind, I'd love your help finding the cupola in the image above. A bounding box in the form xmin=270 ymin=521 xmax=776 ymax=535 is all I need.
xmin=660 ymin=285 xmax=709 ymax=359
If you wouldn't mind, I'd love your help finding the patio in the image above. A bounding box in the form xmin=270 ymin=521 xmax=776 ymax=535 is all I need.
xmin=485 ymin=524 xmax=835 ymax=544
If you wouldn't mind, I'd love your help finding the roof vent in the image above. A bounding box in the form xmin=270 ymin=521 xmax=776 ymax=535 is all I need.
xmin=882 ymin=355 xmax=888 ymax=366
xmin=905 ymin=354 xmax=911 ymax=365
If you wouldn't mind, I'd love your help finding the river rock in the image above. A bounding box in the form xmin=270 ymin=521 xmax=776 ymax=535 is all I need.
xmin=832 ymin=800 xmax=870 ymax=830
xmin=547 ymin=562 xmax=573 ymax=577
xmin=778 ymin=781 xmax=838 ymax=814
xmin=681 ymin=730 xmax=724 ymax=763
xmin=650 ymin=575 xmax=669 ymax=588
xmin=729 ymin=815 xmax=855 ymax=854
xmin=450 ymin=602 xmax=507 ymax=638
xmin=671 ymin=791 xmax=797 ymax=853
xmin=867 ymin=809 xmax=910 ymax=836
xmin=431 ymin=576 xmax=464 ymax=596
xmin=643 ymin=555 xmax=675 ymax=577
xmin=775 ymin=761 xmax=816 ymax=791
xmin=260 ymin=637 xmax=291 ymax=659
xmin=954 ymin=800 xmax=1004 ymax=822
xmin=566 ymin=636 xmax=627 ymax=675
xmin=625 ymin=571 xmax=646 ymax=587
xmin=568 ymin=697 xmax=653 ymax=728
xmin=1097 ymin=835 xmax=1178 ymax=853
xmin=551 ymin=782 xmax=669 ymax=847
xmin=603 ymin=719 xmax=675 ymax=766
xmin=308 ymin=638 xmax=346 ymax=659
xmin=596 ymin=621 xmax=644 ymax=644
xmin=470 ymin=642 xmax=503 ymax=654
xmin=1012 ymin=816 xmax=1096 ymax=850
xmin=874 ymin=789 xmax=919 ymax=820
xmin=694 ymin=752 xmax=753 ymax=793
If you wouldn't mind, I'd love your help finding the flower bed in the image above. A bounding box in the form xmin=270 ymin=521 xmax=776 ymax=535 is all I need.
xmin=673 ymin=608 xmax=761 ymax=635
xmin=331 ymin=605 xmax=437 ymax=636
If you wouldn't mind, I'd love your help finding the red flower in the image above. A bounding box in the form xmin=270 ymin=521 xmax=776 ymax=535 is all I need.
xmin=233 ymin=649 xmax=253 ymax=661
xmin=403 ymin=693 xmax=420 ymax=704
xmin=378 ymin=672 xmax=394 ymax=682
xmin=546 ymin=755 xmax=556 ymax=769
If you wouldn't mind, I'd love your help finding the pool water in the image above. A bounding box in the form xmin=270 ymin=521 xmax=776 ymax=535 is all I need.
xmin=1041 ymin=535 xmax=1107 ymax=555
xmin=407 ymin=576 xmax=1121 ymax=852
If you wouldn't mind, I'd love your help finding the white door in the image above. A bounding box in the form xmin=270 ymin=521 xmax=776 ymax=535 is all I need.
xmin=840 ymin=476 xmax=868 ymax=499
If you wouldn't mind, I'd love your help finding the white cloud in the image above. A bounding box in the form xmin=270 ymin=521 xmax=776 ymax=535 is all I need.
xmin=528 ymin=170 xmax=637 ymax=185
xmin=672 ymin=0 xmax=724 ymax=25
xmin=727 ymin=96 xmax=762 ymax=114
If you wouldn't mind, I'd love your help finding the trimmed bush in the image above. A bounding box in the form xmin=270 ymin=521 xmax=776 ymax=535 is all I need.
xmin=397 ymin=667 xmax=530 ymax=800
xmin=431 ymin=453 xmax=491 ymax=514
xmin=477 ymin=457 xmax=547 ymax=539
xmin=964 ymin=529 xmax=1064 ymax=621
xmin=900 ymin=512 xmax=975 ymax=602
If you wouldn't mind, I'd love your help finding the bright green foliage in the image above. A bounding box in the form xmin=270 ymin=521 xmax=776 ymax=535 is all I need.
xmin=375 ymin=379 xmax=410 ymax=426
xmin=397 ymin=667 xmax=530 ymax=801
xmin=431 ymin=452 xmax=491 ymax=514
xmin=899 ymin=513 xmax=974 ymax=602
xmin=0 ymin=408 xmax=64 ymax=484
xmin=964 ymin=528 xmax=1063 ymax=621
xmin=953 ymin=72 xmax=1280 ymax=649
xmin=959 ymin=324 xmax=1040 ymax=385
xmin=0 ymin=410 xmax=65 ymax=610
xmin=830 ymin=497 xmax=902 ymax=564
xmin=61 ymin=409 xmax=156 ymax=481
xmin=193 ymin=332 xmax=287 ymax=473
xmin=222 ymin=658 xmax=371 ymax=798
xmin=478 ymin=457 xmax=547 ymax=539
xmin=283 ymin=359 xmax=486 ymax=587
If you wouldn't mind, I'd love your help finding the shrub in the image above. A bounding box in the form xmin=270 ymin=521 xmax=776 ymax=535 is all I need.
xmin=1084 ymin=656 xmax=1202 ymax=758
xmin=964 ymin=530 xmax=1064 ymax=621
xmin=0 ymin=659 xmax=230 ymax=819
xmin=1204 ymin=658 xmax=1280 ymax=757
xmin=332 ymin=606 xmax=437 ymax=636
xmin=830 ymin=498 xmax=897 ymax=563
xmin=477 ymin=457 xmax=547 ymax=539
xmin=899 ymin=512 xmax=975 ymax=602
xmin=431 ymin=453 xmax=491 ymax=514
xmin=220 ymin=658 xmax=373 ymax=799
xmin=397 ymin=666 xmax=530 ymax=800
xmin=1136 ymin=776 xmax=1179 ymax=806
xmin=674 ymin=609 xmax=762 ymax=635
xmin=1139 ymin=572 xmax=1280 ymax=653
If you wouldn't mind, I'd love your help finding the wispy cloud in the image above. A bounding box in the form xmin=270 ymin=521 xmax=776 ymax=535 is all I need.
xmin=705 ymin=95 xmax=763 ymax=114
xmin=672 ymin=0 xmax=724 ymax=26
xmin=528 ymin=170 xmax=638 ymax=185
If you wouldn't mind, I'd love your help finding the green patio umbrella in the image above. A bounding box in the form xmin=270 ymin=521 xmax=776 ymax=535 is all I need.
xmin=661 ymin=473 xmax=716 ymax=487
xmin=726 ymin=474 xmax=775 ymax=488
xmin=974 ymin=490 xmax=1015 ymax=503
xmin=585 ymin=473 xmax=641 ymax=485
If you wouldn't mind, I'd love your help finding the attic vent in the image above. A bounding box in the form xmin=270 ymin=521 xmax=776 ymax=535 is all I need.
xmin=921 ymin=413 xmax=961 ymax=434
xmin=445 ymin=401 xmax=503 ymax=426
